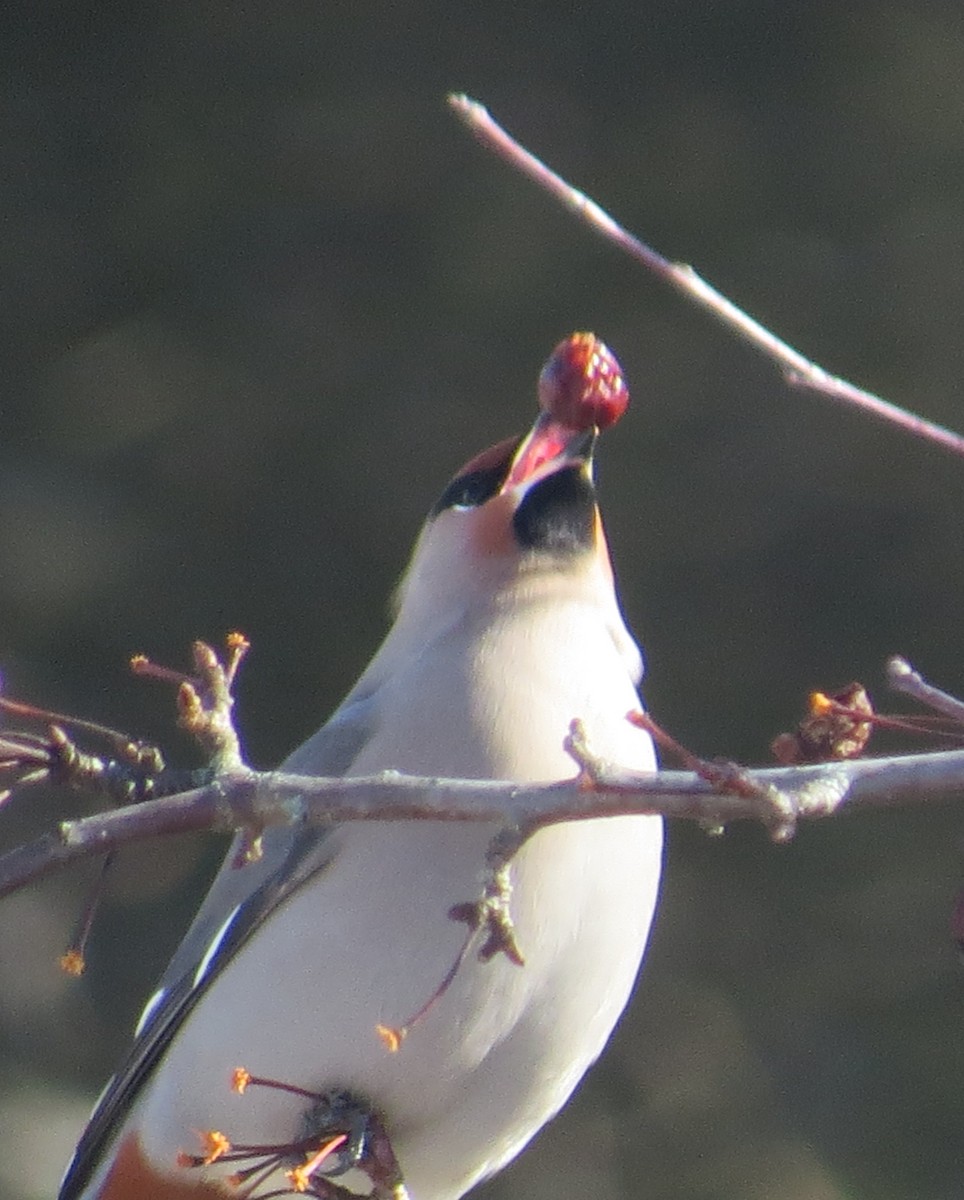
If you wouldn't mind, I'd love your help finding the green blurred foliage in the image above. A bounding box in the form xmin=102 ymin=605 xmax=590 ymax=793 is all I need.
xmin=2 ymin=2 xmax=964 ymax=1198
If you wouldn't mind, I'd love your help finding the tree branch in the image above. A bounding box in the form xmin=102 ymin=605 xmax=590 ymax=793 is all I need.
xmin=4 ymin=741 xmax=964 ymax=900
xmin=447 ymin=93 xmax=964 ymax=460
xmin=887 ymin=654 xmax=964 ymax=725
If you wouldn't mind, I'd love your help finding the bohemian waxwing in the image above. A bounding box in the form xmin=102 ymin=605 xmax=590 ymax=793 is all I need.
xmin=59 ymin=333 xmax=663 ymax=1200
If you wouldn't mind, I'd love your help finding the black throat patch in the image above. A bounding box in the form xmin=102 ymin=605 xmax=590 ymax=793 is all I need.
xmin=512 ymin=466 xmax=596 ymax=554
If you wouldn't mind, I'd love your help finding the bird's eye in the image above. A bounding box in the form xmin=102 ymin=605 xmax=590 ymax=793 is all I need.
xmin=430 ymin=437 xmax=521 ymax=515
xmin=432 ymin=465 xmax=506 ymax=513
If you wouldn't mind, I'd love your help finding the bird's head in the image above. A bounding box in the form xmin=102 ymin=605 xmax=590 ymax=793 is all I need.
xmin=393 ymin=332 xmax=632 ymax=620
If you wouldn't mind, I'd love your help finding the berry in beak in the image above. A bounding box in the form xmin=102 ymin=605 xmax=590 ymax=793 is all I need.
xmin=502 ymin=332 xmax=629 ymax=492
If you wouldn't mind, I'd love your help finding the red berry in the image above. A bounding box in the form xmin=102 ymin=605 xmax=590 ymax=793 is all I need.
xmin=537 ymin=332 xmax=629 ymax=431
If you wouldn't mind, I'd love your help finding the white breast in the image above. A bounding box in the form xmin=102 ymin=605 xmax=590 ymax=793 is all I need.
xmin=130 ymin=563 xmax=663 ymax=1200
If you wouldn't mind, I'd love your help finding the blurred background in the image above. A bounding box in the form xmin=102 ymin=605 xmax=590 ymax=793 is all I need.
xmin=2 ymin=3 xmax=964 ymax=1198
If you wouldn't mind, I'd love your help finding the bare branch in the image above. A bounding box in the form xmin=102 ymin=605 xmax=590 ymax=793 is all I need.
xmin=3 ymin=650 xmax=961 ymax=916
xmin=887 ymin=655 xmax=964 ymax=725
xmin=4 ymin=745 xmax=964 ymax=900
xmin=447 ymin=93 xmax=964 ymax=460
xmin=131 ymin=633 xmax=250 ymax=772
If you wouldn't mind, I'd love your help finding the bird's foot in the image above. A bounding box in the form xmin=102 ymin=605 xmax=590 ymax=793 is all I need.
xmin=178 ymin=1071 xmax=407 ymax=1199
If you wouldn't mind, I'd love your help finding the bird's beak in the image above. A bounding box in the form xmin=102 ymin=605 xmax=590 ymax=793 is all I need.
xmin=500 ymin=414 xmax=597 ymax=494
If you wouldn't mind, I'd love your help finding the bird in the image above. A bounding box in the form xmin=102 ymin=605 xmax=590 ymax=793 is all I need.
xmin=59 ymin=332 xmax=664 ymax=1200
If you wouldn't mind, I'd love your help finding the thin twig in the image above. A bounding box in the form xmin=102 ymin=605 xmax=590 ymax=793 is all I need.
xmin=132 ymin=634 xmax=250 ymax=772
xmin=447 ymin=93 xmax=964 ymax=460
xmin=887 ymin=656 xmax=964 ymax=725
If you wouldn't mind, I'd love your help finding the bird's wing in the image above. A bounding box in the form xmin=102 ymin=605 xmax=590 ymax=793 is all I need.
xmin=59 ymin=692 xmax=379 ymax=1199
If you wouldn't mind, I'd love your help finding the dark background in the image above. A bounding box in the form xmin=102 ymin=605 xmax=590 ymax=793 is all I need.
xmin=2 ymin=3 xmax=964 ymax=1198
